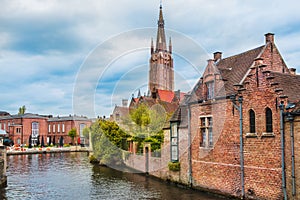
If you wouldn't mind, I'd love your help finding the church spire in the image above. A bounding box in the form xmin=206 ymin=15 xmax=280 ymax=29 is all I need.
xmin=156 ymin=4 xmax=167 ymax=51
xmin=149 ymin=3 xmax=174 ymax=92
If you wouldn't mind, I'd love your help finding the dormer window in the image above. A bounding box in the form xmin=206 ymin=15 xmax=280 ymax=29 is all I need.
xmin=206 ymin=81 xmax=214 ymax=99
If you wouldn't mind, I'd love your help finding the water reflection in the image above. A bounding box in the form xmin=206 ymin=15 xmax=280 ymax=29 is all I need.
xmin=0 ymin=152 xmax=224 ymax=200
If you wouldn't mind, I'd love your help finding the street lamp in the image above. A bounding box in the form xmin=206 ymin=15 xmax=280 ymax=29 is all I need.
xmin=230 ymin=94 xmax=244 ymax=199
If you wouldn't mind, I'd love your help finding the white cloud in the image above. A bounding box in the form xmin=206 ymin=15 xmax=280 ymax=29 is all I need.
xmin=1 ymin=0 xmax=300 ymax=117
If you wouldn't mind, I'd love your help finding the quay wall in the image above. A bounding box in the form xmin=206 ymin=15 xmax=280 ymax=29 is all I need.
xmin=0 ymin=146 xmax=7 ymax=188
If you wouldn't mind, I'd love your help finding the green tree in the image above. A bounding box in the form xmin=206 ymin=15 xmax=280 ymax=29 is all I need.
xmin=90 ymin=119 xmax=130 ymax=165
xmin=123 ymin=103 xmax=168 ymax=153
xmin=130 ymin=103 xmax=150 ymax=131
xmin=82 ymin=127 xmax=90 ymax=139
xmin=68 ymin=128 xmax=77 ymax=145
xmin=18 ymin=105 xmax=26 ymax=115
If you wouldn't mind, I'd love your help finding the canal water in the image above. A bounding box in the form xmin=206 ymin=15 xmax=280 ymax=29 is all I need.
xmin=0 ymin=152 xmax=224 ymax=200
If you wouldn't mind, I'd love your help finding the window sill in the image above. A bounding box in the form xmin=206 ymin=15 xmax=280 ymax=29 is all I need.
xmin=261 ymin=132 xmax=275 ymax=138
xmin=245 ymin=133 xmax=258 ymax=138
xmin=200 ymin=146 xmax=213 ymax=150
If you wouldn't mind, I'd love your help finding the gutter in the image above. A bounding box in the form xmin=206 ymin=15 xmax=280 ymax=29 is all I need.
xmin=231 ymin=96 xmax=245 ymax=199
xmin=290 ymin=119 xmax=296 ymax=196
xmin=187 ymin=104 xmax=193 ymax=187
xmin=287 ymin=112 xmax=296 ymax=196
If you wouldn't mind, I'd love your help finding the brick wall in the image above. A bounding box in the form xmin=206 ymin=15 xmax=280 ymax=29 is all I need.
xmin=285 ymin=115 xmax=300 ymax=199
xmin=189 ymin=60 xmax=285 ymax=199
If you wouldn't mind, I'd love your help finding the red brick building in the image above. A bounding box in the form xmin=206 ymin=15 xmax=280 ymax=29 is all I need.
xmin=0 ymin=114 xmax=92 ymax=147
xmin=168 ymin=33 xmax=300 ymax=199
xmin=48 ymin=115 xmax=92 ymax=145
xmin=282 ymin=101 xmax=300 ymax=200
xmin=0 ymin=113 xmax=49 ymax=146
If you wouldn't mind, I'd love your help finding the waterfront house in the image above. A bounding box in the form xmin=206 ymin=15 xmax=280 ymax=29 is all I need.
xmin=0 ymin=113 xmax=49 ymax=146
xmin=0 ymin=113 xmax=92 ymax=147
xmin=168 ymin=33 xmax=300 ymax=199
xmin=48 ymin=115 xmax=92 ymax=146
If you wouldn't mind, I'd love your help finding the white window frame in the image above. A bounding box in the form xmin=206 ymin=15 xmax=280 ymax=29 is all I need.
xmin=206 ymin=82 xmax=214 ymax=99
xmin=199 ymin=115 xmax=213 ymax=148
xmin=170 ymin=122 xmax=179 ymax=162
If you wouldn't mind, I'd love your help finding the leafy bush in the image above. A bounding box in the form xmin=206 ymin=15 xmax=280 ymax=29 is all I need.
xmin=168 ymin=161 xmax=180 ymax=171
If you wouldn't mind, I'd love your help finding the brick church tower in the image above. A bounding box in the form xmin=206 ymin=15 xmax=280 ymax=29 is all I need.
xmin=149 ymin=5 xmax=174 ymax=92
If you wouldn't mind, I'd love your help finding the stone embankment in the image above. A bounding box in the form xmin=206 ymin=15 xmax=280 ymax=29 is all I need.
xmin=6 ymin=146 xmax=91 ymax=155
xmin=0 ymin=146 xmax=7 ymax=188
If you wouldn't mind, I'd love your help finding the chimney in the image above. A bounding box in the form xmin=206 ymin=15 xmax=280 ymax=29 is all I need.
xmin=289 ymin=68 xmax=296 ymax=75
xmin=122 ymin=99 xmax=128 ymax=107
xmin=213 ymin=52 xmax=222 ymax=61
xmin=207 ymin=59 xmax=215 ymax=65
xmin=265 ymin=33 xmax=275 ymax=44
xmin=175 ymin=90 xmax=181 ymax=100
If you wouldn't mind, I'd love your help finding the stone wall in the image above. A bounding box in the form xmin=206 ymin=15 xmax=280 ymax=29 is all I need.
xmin=124 ymin=127 xmax=190 ymax=186
xmin=0 ymin=147 xmax=7 ymax=188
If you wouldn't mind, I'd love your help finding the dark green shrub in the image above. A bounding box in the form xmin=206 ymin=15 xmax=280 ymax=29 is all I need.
xmin=168 ymin=161 xmax=180 ymax=171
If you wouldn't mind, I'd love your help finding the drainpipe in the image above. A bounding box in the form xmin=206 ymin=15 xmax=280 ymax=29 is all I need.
xmin=187 ymin=104 xmax=193 ymax=187
xmin=230 ymin=95 xmax=244 ymax=199
xmin=279 ymin=104 xmax=287 ymax=200
xmin=287 ymin=112 xmax=296 ymax=196
xmin=238 ymin=96 xmax=245 ymax=199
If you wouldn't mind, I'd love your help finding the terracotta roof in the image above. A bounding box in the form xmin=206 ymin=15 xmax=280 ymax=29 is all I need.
xmin=218 ymin=45 xmax=265 ymax=94
xmin=271 ymin=72 xmax=300 ymax=103
xmin=157 ymin=89 xmax=175 ymax=103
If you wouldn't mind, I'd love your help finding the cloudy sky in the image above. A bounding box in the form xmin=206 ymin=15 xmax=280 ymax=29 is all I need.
xmin=1 ymin=0 xmax=300 ymax=118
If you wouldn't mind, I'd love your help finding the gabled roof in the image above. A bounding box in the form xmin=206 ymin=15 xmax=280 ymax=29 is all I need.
xmin=271 ymin=72 xmax=300 ymax=103
xmin=169 ymin=105 xmax=188 ymax=128
xmin=291 ymin=101 xmax=300 ymax=114
xmin=218 ymin=45 xmax=265 ymax=95
xmin=157 ymin=100 xmax=179 ymax=114
xmin=112 ymin=106 xmax=129 ymax=116
xmin=157 ymin=89 xmax=175 ymax=103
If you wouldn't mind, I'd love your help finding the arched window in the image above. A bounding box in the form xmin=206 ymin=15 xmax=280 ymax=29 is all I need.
xmin=249 ymin=109 xmax=256 ymax=133
xmin=266 ymin=108 xmax=273 ymax=132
